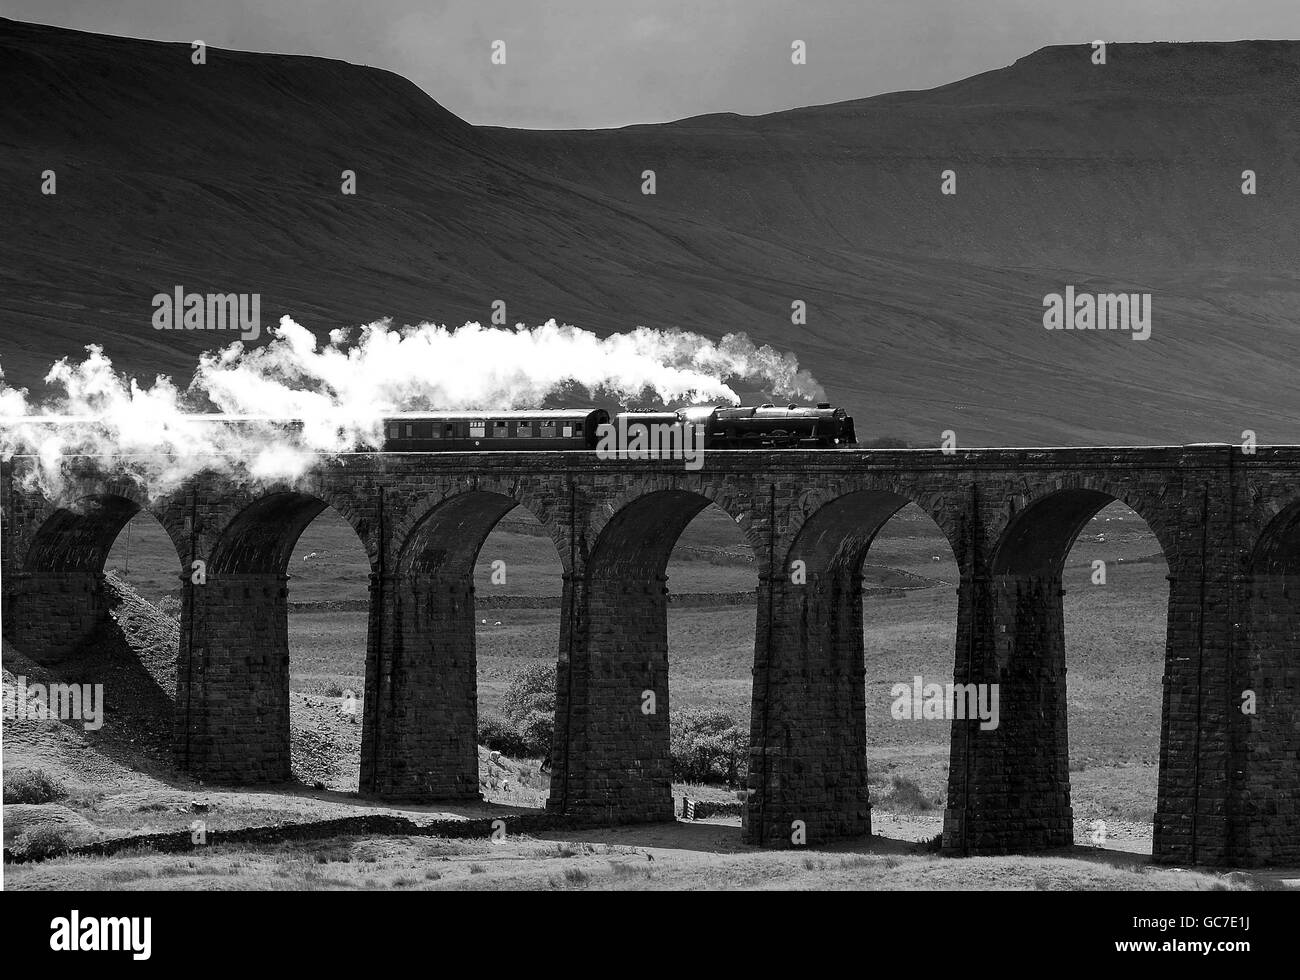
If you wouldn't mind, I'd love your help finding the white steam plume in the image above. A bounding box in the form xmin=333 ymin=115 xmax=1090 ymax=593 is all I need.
xmin=0 ymin=317 xmax=825 ymax=499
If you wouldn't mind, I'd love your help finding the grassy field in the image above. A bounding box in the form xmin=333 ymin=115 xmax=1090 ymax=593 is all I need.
xmin=6 ymin=831 xmax=1260 ymax=892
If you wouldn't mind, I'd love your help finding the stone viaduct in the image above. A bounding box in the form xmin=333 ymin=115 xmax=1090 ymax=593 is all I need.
xmin=2 ymin=445 xmax=1298 ymax=866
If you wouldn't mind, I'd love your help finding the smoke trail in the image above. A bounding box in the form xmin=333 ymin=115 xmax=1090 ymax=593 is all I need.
xmin=0 ymin=317 xmax=825 ymax=499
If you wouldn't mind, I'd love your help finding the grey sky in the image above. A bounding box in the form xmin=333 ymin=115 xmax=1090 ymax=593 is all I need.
xmin=8 ymin=0 xmax=1300 ymax=128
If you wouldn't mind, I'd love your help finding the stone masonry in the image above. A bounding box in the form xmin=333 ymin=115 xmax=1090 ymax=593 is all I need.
xmin=3 ymin=445 xmax=1299 ymax=866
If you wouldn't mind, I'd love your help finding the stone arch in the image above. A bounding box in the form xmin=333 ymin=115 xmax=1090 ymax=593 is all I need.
xmin=784 ymin=490 xmax=909 ymax=576
xmin=208 ymin=488 xmax=375 ymax=576
xmin=388 ymin=476 xmax=568 ymax=575
xmin=990 ymin=480 xmax=1180 ymax=576
xmin=364 ymin=486 xmax=567 ymax=802
xmin=588 ymin=489 xmax=716 ymax=586
xmin=552 ymin=483 xmax=760 ymax=822
xmin=23 ymin=487 xmax=184 ymax=575
xmin=747 ymin=483 xmax=962 ymax=847
xmin=584 ymin=477 xmax=764 ymax=571
xmin=1237 ymin=495 xmax=1300 ymax=862
xmin=778 ymin=479 xmax=963 ymax=572
xmin=396 ymin=486 xmax=566 ymax=578
xmin=968 ymin=481 xmax=1174 ymax=853
xmin=12 ymin=489 xmax=186 ymax=661
xmin=182 ymin=487 xmax=376 ymax=785
xmin=1247 ymin=495 xmax=1300 ymax=575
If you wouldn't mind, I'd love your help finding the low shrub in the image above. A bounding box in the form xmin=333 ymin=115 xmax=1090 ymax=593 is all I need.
xmin=495 ymin=663 xmax=555 ymax=757
xmin=478 ymin=711 xmax=533 ymax=757
xmin=12 ymin=825 xmax=75 ymax=860
xmin=670 ymin=707 xmax=748 ymax=786
xmin=3 ymin=768 xmax=67 ymax=804
xmin=502 ymin=664 xmax=555 ymax=719
xmin=515 ymin=708 xmax=553 ymax=757
xmin=304 ymin=679 xmax=346 ymax=698
xmin=882 ymin=775 xmax=936 ymax=812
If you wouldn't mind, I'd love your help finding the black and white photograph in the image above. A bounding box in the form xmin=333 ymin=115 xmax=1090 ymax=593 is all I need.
xmin=0 ymin=0 xmax=1295 ymax=943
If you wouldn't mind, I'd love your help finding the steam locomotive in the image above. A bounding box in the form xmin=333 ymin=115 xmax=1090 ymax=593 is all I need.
xmin=380 ymin=403 xmax=856 ymax=451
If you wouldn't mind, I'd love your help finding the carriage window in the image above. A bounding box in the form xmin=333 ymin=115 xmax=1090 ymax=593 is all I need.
xmin=404 ymin=423 xmax=414 ymax=438
xmin=493 ymin=421 xmax=509 ymax=437
xmin=429 ymin=425 xmax=441 ymax=439
xmin=562 ymin=425 xmax=573 ymax=438
xmin=469 ymin=420 xmax=486 ymax=438
xmin=387 ymin=423 xmax=399 ymax=439
xmin=540 ymin=422 xmax=557 ymax=438
xmin=445 ymin=424 xmax=455 ymax=439
xmin=517 ymin=421 xmax=532 ymax=437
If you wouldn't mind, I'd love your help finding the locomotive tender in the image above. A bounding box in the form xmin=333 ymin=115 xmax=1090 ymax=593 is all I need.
xmin=380 ymin=402 xmax=856 ymax=451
